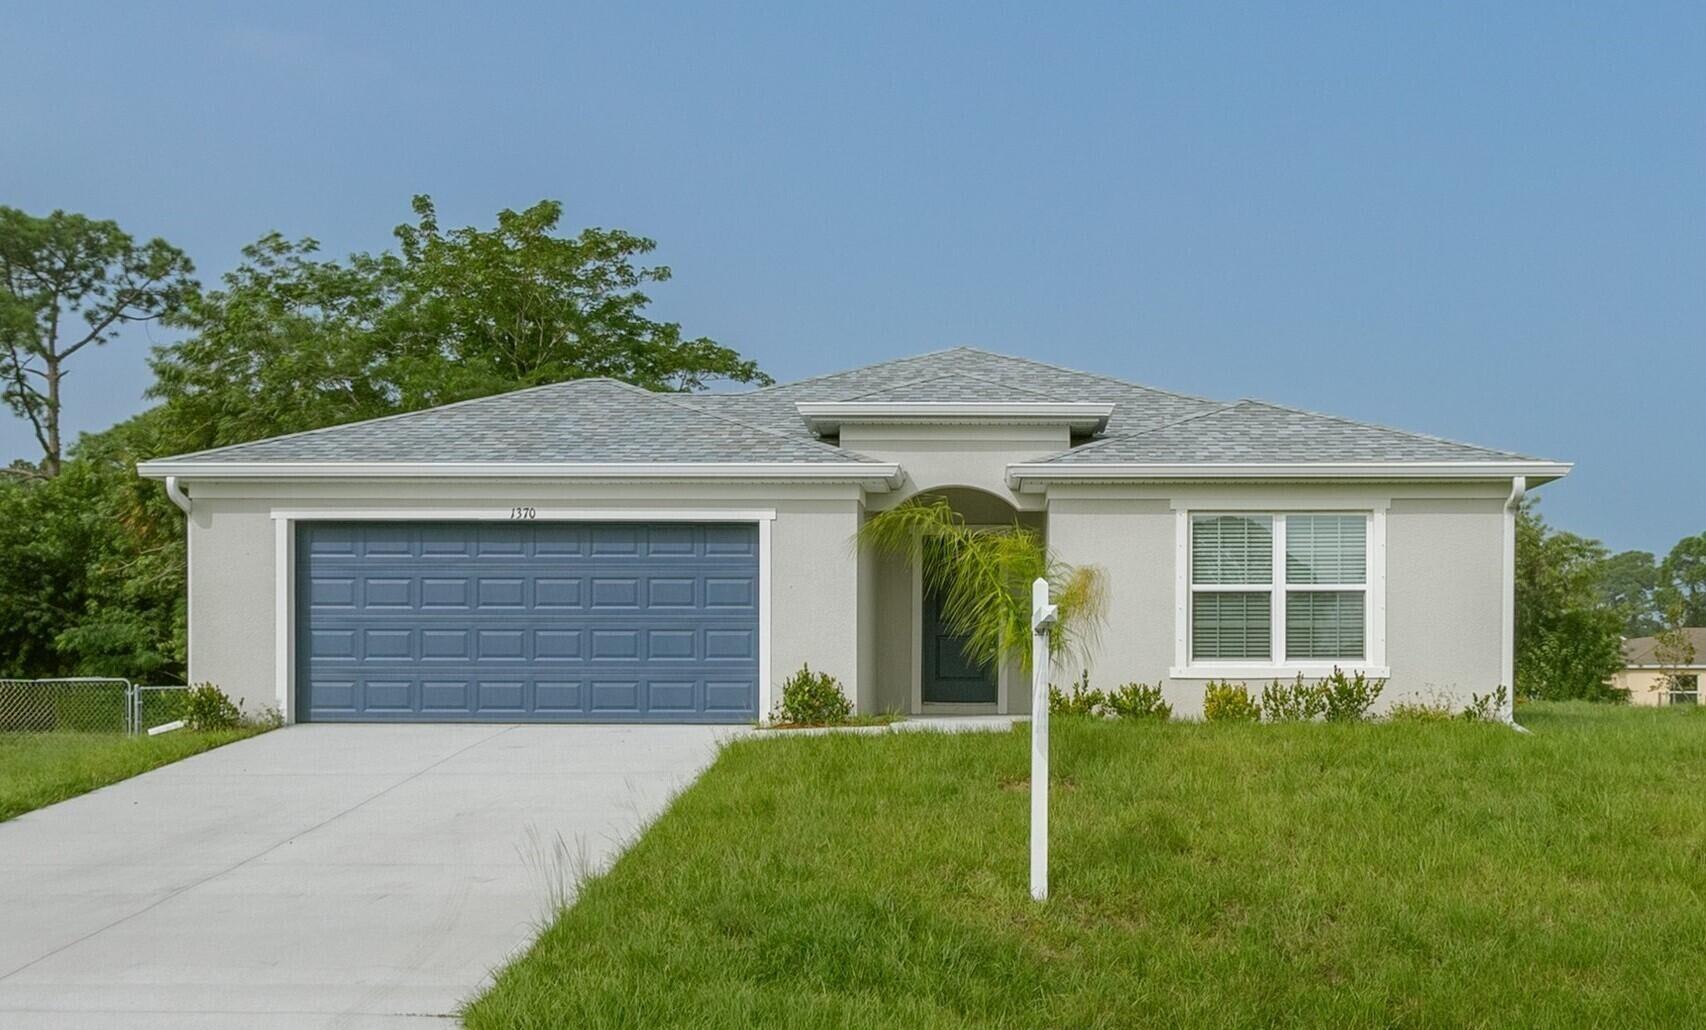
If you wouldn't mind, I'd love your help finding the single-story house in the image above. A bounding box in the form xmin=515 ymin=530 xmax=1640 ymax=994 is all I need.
xmin=138 ymin=347 xmax=1569 ymax=723
xmin=1610 ymin=629 xmax=1705 ymax=705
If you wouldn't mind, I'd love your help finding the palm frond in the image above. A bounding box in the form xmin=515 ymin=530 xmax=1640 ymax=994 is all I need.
xmin=858 ymin=497 xmax=1107 ymax=674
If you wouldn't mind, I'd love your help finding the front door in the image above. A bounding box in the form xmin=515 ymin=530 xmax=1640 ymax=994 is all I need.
xmin=921 ymin=582 xmax=998 ymax=704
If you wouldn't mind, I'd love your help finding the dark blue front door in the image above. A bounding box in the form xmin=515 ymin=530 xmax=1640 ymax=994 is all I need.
xmin=920 ymin=582 xmax=998 ymax=704
xmin=296 ymin=521 xmax=759 ymax=722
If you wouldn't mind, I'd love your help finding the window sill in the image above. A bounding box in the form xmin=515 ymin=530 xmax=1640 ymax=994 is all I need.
xmin=1169 ymin=664 xmax=1390 ymax=681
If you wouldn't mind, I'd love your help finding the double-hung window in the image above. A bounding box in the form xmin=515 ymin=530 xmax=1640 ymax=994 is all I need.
xmin=1188 ymin=512 xmax=1372 ymax=667
xmin=1669 ymin=674 xmax=1699 ymax=706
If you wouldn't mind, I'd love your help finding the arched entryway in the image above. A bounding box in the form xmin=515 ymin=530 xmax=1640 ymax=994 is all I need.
xmin=865 ymin=486 xmax=1044 ymax=715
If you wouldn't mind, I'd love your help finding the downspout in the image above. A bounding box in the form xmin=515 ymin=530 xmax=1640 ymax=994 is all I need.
xmin=1501 ymin=475 xmax=1528 ymax=732
xmin=164 ymin=475 xmax=192 ymax=515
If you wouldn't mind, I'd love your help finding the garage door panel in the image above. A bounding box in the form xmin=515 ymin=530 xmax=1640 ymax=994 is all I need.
xmin=534 ymin=681 xmax=582 ymax=711
xmin=297 ymin=522 xmax=759 ymax=722
xmin=476 ymin=578 xmax=527 ymax=608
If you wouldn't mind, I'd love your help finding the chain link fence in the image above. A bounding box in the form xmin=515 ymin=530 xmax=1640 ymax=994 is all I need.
xmin=133 ymin=684 xmax=192 ymax=733
xmin=0 ymin=679 xmax=192 ymax=735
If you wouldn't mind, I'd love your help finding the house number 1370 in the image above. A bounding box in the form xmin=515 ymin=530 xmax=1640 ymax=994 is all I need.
xmin=509 ymin=507 xmax=537 ymax=520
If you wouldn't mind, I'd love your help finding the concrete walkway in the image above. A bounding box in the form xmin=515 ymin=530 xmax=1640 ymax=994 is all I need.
xmin=0 ymin=724 xmax=736 ymax=1029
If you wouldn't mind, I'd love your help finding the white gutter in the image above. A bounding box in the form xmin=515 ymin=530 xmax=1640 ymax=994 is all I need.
xmin=137 ymin=460 xmax=904 ymax=489
xmin=163 ymin=475 xmax=192 ymax=514
xmin=1006 ymin=460 xmax=1573 ymax=489
xmin=1502 ymin=475 xmax=1528 ymax=732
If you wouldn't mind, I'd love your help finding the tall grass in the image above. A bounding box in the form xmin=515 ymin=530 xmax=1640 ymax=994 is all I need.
xmin=467 ymin=703 xmax=1706 ymax=1028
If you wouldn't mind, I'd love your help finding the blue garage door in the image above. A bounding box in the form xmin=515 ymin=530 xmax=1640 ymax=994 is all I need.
xmin=296 ymin=521 xmax=759 ymax=722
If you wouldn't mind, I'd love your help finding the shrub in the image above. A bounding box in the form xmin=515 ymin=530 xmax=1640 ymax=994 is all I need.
xmin=1105 ymin=682 xmax=1171 ymax=721
xmin=1259 ymin=675 xmax=1327 ymax=723
xmin=182 ymin=682 xmax=241 ymax=730
xmin=1202 ymin=680 xmax=1258 ymax=722
xmin=1321 ymin=667 xmax=1384 ymax=723
xmin=1048 ymin=670 xmax=1107 ymax=717
xmin=1460 ymin=686 xmax=1509 ymax=723
xmin=771 ymin=664 xmax=852 ymax=726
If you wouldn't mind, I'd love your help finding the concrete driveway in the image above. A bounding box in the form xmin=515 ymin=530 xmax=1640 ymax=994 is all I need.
xmin=0 ymin=724 xmax=735 ymax=1029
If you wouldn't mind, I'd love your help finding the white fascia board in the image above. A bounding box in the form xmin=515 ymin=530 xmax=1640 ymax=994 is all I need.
xmin=1006 ymin=460 xmax=1574 ymax=491
xmin=796 ymin=402 xmax=1114 ymax=434
xmin=138 ymin=460 xmax=903 ymax=489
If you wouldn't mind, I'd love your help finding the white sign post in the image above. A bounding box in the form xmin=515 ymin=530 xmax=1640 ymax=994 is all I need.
xmin=1030 ymin=577 xmax=1057 ymax=902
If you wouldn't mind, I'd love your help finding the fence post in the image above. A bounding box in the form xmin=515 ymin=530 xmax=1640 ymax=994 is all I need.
xmin=1030 ymin=577 xmax=1058 ymax=902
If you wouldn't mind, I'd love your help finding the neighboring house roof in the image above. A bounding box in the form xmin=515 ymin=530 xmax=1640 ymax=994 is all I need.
xmin=138 ymin=346 xmax=1568 ymax=482
xmin=1622 ymin=629 xmax=1706 ymax=668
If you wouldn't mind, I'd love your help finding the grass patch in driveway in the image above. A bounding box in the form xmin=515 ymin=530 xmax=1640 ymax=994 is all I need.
xmin=0 ymin=727 xmax=265 ymax=821
xmin=466 ymin=702 xmax=1706 ymax=1028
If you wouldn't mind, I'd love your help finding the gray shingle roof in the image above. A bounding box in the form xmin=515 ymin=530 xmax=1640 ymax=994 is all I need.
xmin=1623 ymin=629 xmax=1706 ymax=667
xmin=693 ymin=347 xmax=1221 ymax=436
xmin=841 ymin=372 xmax=1059 ymax=402
xmin=1039 ymin=400 xmax=1536 ymax=465
xmin=149 ymin=346 xmax=1553 ymax=470
xmin=155 ymin=378 xmax=876 ymax=464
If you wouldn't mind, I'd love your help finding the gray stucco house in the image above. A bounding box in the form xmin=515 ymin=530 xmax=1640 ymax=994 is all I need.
xmin=138 ymin=348 xmax=1569 ymax=723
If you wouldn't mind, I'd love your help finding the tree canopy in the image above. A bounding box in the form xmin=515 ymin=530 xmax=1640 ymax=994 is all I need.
xmin=149 ymin=196 xmax=769 ymax=453
xmin=1514 ymin=502 xmax=1627 ymax=701
xmin=0 ymin=206 xmax=194 ymax=475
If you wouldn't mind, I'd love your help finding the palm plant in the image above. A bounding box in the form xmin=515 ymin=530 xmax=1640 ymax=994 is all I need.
xmin=857 ymin=497 xmax=1106 ymax=674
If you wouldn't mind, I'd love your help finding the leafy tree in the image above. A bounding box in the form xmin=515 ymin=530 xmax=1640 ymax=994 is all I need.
xmin=1659 ymin=532 xmax=1706 ymax=627
xmin=1514 ymin=502 xmax=1625 ymax=701
xmin=150 ymin=196 xmax=768 ymax=452
xmin=1595 ymin=549 xmax=1662 ymax=637
xmin=0 ymin=410 xmax=185 ymax=678
xmin=857 ymin=497 xmax=1106 ymax=674
xmin=1650 ymin=601 xmax=1697 ymax=703
xmin=0 ymin=207 xmax=194 ymax=476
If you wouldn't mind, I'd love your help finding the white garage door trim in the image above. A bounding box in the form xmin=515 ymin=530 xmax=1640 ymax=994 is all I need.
xmin=270 ymin=507 xmax=776 ymax=725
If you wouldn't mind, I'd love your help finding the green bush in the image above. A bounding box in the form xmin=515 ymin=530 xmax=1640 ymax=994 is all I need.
xmin=1202 ymin=680 xmax=1258 ymax=723
xmin=1048 ymin=671 xmax=1107 ymax=717
xmin=1460 ymin=686 xmax=1509 ymax=723
xmin=182 ymin=682 xmax=241 ymax=731
xmin=1258 ymin=675 xmax=1327 ymax=723
xmin=1321 ymin=667 xmax=1384 ymax=723
xmin=771 ymin=664 xmax=852 ymax=726
xmin=1105 ymin=682 xmax=1170 ymax=721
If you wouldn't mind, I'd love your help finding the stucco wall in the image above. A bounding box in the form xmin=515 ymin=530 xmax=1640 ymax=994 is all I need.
xmin=182 ymin=479 xmax=864 ymax=721
xmin=1383 ymin=496 xmax=1505 ymax=706
xmin=1046 ymin=482 xmax=1510 ymax=719
xmin=841 ymin=423 xmax=1065 ymax=511
xmin=1612 ymin=668 xmax=1704 ymax=706
xmin=178 ymin=471 xmax=1519 ymax=723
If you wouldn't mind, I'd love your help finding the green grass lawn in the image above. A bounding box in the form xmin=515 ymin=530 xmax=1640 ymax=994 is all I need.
xmin=0 ymin=727 xmax=265 ymax=822
xmin=466 ymin=702 xmax=1706 ymax=1028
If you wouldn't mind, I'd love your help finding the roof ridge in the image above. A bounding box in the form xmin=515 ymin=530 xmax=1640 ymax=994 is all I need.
xmin=718 ymin=346 xmax=980 ymax=398
xmin=839 ymin=369 xmax=1059 ymax=402
xmin=719 ymin=345 xmax=1223 ymax=406
xmin=595 ymin=378 xmax=874 ymax=461
xmin=1235 ymin=398 xmax=1538 ymax=460
xmin=149 ymin=376 xmax=615 ymax=463
xmin=949 ymin=347 xmax=1222 ymax=406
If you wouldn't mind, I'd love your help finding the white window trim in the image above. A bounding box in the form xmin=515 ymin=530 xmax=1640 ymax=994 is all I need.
xmin=268 ymin=506 xmax=775 ymax=725
xmin=1170 ymin=507 xmax=1388 ymax=680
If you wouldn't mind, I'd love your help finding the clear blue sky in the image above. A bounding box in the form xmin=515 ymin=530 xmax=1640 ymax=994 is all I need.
xmin=3 ymin=3 xmax=1701 ymax=555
